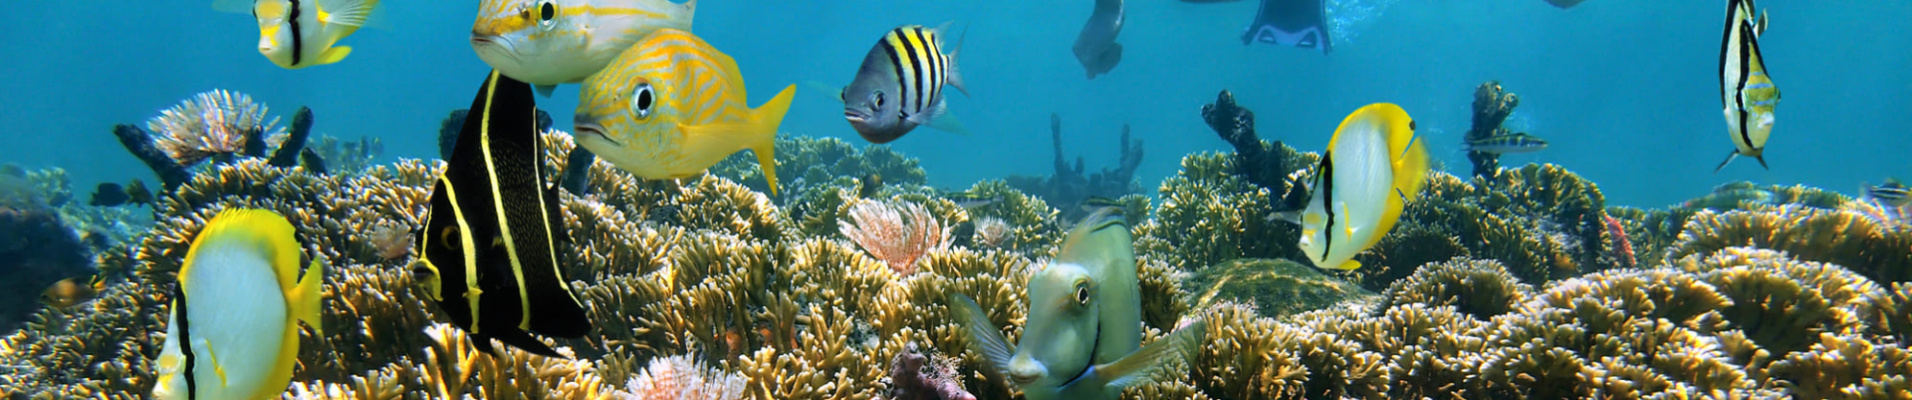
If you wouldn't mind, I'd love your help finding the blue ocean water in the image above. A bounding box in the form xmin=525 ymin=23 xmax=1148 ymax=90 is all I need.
xmin=2 ymin=1 xmax=1908 ymax=208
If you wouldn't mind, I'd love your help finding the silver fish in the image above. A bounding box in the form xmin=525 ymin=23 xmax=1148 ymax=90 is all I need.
xmin=841 ymin=24 xmax=969 ymax=144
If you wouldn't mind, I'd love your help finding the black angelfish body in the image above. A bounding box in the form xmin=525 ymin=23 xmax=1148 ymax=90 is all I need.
xmin=411 ymin=70 xmax=590 ymax=357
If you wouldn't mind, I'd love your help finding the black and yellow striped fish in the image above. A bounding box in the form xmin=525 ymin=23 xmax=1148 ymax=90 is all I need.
xmin=411 ymin=70 xmax=590 ymax=358
xmin=1716 ymin=0 xmax=1779 ymax=172
xmin=841 ymin=23 xmax=970 ymax=144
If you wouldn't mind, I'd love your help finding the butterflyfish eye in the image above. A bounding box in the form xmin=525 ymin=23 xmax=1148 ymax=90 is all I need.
xmin=439 ymin=226 xmax=460 ymax=250
xmin=1409 ymin=120 xmax=1416 ymax=131
xmin=630 ymin=83 xmax=656 ymax=118
xmin=1073 ymin=283 xmax=1091 ymax=305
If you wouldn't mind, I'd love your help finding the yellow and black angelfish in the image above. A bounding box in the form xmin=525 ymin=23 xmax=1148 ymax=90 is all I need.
xmin=411 ymin=70 xmax=590 ymax=357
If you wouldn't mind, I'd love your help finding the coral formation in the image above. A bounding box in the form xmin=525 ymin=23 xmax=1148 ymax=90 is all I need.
xmin=1183 ymin=258 xmax=1378 ymax=320
xmin=115 ymin=90 xmax=322 ymax=191
xmin=1465 ymin=81 xmax=1520 ymax=178
xmin=1200 ymin=89 xmax=1293 ymax=199
xmin=1005 ymin=113 xmax=1143 ymax=209
xmin=1667 ymin=204 xmax=1912 ymax=284
xmin=0 ymin=205 xmax=93 ymax=330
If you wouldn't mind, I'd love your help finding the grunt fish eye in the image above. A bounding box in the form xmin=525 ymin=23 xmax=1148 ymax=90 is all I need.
xmin=630 ymin=83 xmax=656 ymax=119
xmin=538 ymin=1 xmax=557 ymax=22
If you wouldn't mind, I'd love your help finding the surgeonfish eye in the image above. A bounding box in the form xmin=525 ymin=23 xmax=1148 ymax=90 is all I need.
xmin=1073 ymin=282 xmax=1091 ymax=305
xmin=536 ymin=0 xmax=558 ymax=28
xmin=630 ymin=83 xmax=656 ymax=119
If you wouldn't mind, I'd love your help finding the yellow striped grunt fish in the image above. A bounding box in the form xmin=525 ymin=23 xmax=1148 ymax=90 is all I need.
xmin=411 ymin=70 xmax=592 ymax=358
xmin=472 ymin=0 xmax=696 ymax=97
xmin=1716 ymin=0 xmax=1778 ymax=172
xmin=574 ymin=29 xmax=795 ymax=195
xmin=1282 ymin=103 xmax=1429 ymax=271
xmin=841 ymin=24 xmax=969 ymax=144
xmin=152 ymin=209 xmax=325 ymax=400
xmin=213 ymin=0 xmax=382 ymax=69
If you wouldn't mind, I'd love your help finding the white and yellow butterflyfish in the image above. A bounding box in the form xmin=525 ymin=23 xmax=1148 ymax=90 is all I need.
xmin=1715 ymin=0 xmax=1780 ymax=172
xmin=1288 ymin=103 xmax=1430 ymax=271
xmin=471 ymin=0 xmax=696 ymax=96
xmin=151 ymin=209 xmax=325 ymax=400
xmin=213 ymin=0 xmax=384 ymax=69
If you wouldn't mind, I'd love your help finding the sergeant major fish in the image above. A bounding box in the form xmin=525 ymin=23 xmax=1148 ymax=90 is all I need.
xmin=1715 ymin=0 xmax=1778 ymax=172
xmin=151 ymin=209 xmax=325 ymax=400
xmin=411 ymin=70 xmax=592 ymax=357
xmin=841 ymin=24 xmax=970 ymax=144
xmin=213 ymin=0 xmax=382 ymax=69
xmin=472 ymin=0 xmax=697 ymax=97
xmin=951 ymin=209 xmax=1207 ymax=400
xmin=1281 ymin=103 xmax=1430 ymax=271
xmin=574 ymin=29 xmax=795 ymax=195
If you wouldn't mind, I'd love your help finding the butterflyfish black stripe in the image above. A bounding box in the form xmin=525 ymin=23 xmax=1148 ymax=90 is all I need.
xmin=173 ymin=284 xmax=198 ymax=400
xmin=899 ymin=28 xmax=928 ymax=115
xmin=288 ymin=0 xmax=304 ymax=66
xmin=1317 ymin=156 xmax=1337 ymax=258
xmin=1732 ymin=21 xmax=1757 ymax=150
xmin=879 ymin=36 xmax=909 ymax=118
xmin=1717 ymin=0 xmax=1738 ymax=109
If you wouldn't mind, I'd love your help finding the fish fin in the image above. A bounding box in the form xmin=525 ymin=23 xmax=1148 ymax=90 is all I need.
xmin=1754 ymin=10 xmax=1768 ymax=36
xmin=912 ymin=99 xmax=971 ymax=136
xmin=949 ymin=294 xmax=1014 ymax=384
xmin=315 ymin=0 xmax=380 ymax=28
xmin=937 ymin=22 xmax=969 ymax=97
xmin=683 ymin=0 xmax=698 ymax=21
xmin=1753 ymin=154 xmax=1769 ymax=170
xmin=1334 ymin=259 xmax=1362 ymax=271
xmin=494 ymin=327 xmax=566 ymax=358
xmin=210 ymin=0 xmax=251 ymax=13
xmin=1268 ymin=210 xmax=1302 ymax=224
xmin=288 ymin=258 xmax=327 ymax=337
xmin=468 ymin=332 xmax=501 ymax=357
xmin=682 ymin=84 xmax=794 ymax=196
xmin=801 ymin=80 xmax=843 ymax=103
xmin=535 ymin=84 xmax=558 ymax=98
xmin=1097 ymin=319 xmax=1209 ymax=390
xmin=1713 ymin=149 xmax=1740 ymax=173
xmin=314 ymin=46 xmax=353 ymax=66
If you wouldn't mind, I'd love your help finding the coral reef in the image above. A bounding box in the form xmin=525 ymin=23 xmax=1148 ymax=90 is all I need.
xmin=1666 ymin=204 xmax=1912 ymax=284
xmin=1465 ymin=81 xmax=1520 ymax=178
xmin=1200 ymin=89 xmax=1293 ymax=199
xmin=1183 ymin=258 xmax=1379 ymax=320
xmin=1005 ymin=113 xmax=1143 ymax=209
xmin=880 ymin=343 xmax=975 ymax=400
xmin=611 ymin=354 xmax=745 ymax=400
xmin=0 ymin=205 xmax=93 ymax=330
xmin=115 ymin=90 xmax=321 ymax=191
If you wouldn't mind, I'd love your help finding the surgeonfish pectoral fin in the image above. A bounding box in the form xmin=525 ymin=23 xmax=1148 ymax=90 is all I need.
xmin=534 ymin=84 xmax=558 ymax=98
xmin=1713 ymin=149 xmax=1741 ymax=174
xmin=1097 ymin=319 xmax=1209 ymax=390
xmin=682 ymin=84 xmax=794 ymax=196
xmin=937 ymin=21 xmax=969 ymax=97
xmin=315 ymin=46 xmax=353 ymax=66
xmin=288 ymin=258 xmax=327 ymax=336
xmin=914 ymin=100 xmax=971 ymax=136
xmin=949 ymin=293 xmax=1015 ymax=384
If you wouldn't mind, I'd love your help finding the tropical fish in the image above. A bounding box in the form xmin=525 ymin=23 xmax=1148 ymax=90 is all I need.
xmin=1863 ymin=180 xmax=1911 ymax=208
xmin=1242 ymin=0 xmax=1332 ymax=54
xmin=151 ymin=209 xmax=325 ymax=400
xmin=950 ymin=209 xmax=1207 ymax=400
xmin=40 ymin=275 xmax=103 ymax=308
xmin=471 ymin=0 xmax=697 ymax=97
xmin=411 ymin=70 xmax=591 ymax=357
xmin=574 ymin=29 xmax=795 ymax=195
xmin=1683 ymin=182 xmax=1775 ymax=210
xmin=1716 ymin=0 xmax=1778 ymax=172
xmin=1073 ymin=0 xmax=1125 ymax=79
xmin=212 ymin=0 xmax=382 ymax=69
xmin=88 ymin=180 xmax=154 ymax=207
xmin=1284 ymin=103 xmax=1429 ymax=271
xmin=841 ymin=24 xmax=970 ymax=144
xmin=1464 ymin=132 xmax=1549 ymax=154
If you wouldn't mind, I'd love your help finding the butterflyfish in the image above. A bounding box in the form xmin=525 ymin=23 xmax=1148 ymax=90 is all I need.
xmin=151 ymin=209 xmax=325 ymax=400
xmin=950 ymin=209 xmax=1208 ymax=400
xmin=574 ymin=29 xmax=795 ymax=195
xmin=411 ymin=70 xmax=592 ymax=358
xmin=471 ymin=0 xmax=697 ymax=97
xmin=841 ymin=24 xmax=970 ymax=144
xmin=212 ymin=0 xmax=382 ymax=69
xmin=1286 ymin=103 xmax=1429 ymax=271
xmin=1716 ymin=0 xmax=1779 ymax=172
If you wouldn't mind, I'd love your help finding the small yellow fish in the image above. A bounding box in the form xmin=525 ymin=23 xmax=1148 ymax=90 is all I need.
xmin=1716 ymin=0 xmax=1778 ymax=172
xmin=213 ymin=0 xmax=382 ymax=69
xmin=1286 ymin=103 xmax=1429 ymax=271
xmin=40 ymin=275 xmax=103 ymax=308
xmin=574 ymin=29 xmax=795 ymax=195
xmin=152 ymin=209 xmax=324 ymax=400
xmin=472 ymin=0 xmax=697 ymax=96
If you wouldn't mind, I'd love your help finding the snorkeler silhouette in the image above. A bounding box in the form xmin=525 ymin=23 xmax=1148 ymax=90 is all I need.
xmin=1181 ymin=0 xmax=1332 ymax=55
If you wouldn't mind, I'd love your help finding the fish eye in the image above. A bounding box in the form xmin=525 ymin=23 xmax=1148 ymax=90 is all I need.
xmin=536 ymin=0 xmax=558 ymax=28
xmin=439 ymin=226 xmax=460 ymax=250
xmin=1073 ymin=283 xmax=1091 ymax=305
xmin=630 ymin=83 xmax=656 ymax=119
xmin=870 ymin=91 xmax=885 ymax=110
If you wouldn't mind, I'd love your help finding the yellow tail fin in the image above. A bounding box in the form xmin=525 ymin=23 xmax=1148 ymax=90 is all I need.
xmin=288 ymin=258 xmax=326 ymax=336
xmin=749 ymin=85 xmax=796 ymax=195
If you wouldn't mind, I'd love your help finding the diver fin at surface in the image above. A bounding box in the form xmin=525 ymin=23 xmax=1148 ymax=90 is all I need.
xmin=1241 ymin=0 xmax=1332 ymax=54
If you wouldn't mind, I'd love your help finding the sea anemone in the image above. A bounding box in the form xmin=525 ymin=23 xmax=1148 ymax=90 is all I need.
xmin=970 ymin=217 xmax=1011 ymax=249
xmin=148 ymin=89 xmax=284 ymax=166
xmin=840 ymin=199 xmax=951 ymax=276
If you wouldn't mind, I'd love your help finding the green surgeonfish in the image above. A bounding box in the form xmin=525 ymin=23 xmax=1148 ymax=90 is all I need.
xmin=950 ymin=209 xmax=1207 ymax=400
